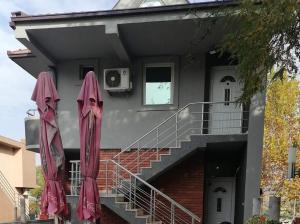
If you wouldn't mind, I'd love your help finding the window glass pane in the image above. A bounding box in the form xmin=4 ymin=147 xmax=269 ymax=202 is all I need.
xmin=79 ymin=65 xmax=94 ymax=80
xmin=145 ymin=66 xmax=172 ymax=105
xmin=217 ymin=198 xmax=222 ymax=212
xmin=224 ymin=88 xmax=230 ymax=105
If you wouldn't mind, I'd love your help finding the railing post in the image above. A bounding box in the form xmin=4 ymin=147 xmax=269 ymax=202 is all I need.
xmin=75 ymin=161 xmax=79 ymax=195
xmin=175 ymin=113 xmax=178 ymax=147
xmin=105 ymin=161 xmax=108 ymax=195
xmin=156 ymin=128 xmax=159 ymax=160
xmin=153 ymin=191 xmax=156 ymax=222
xmin=129 ymin=175 xmax=132 ymax=209
xmin=137 ymin=142 xmax=140 ymax=173
xmin=117 ymin=154 xmax=120 ymax=165
xmin=200 ymin=103 xmax=204 ymax=135
xmin=133 ymin=177 xmax=137 ymax=209
xmin=115 ymin=163 xmax=119 ymax=190
xmin=171 ymin=203 xmax=175 ymax=224
xmin=150 ymin=189 xmax=153 ymax=222
xmin=71 ymin=162 xmax=74 ymax=196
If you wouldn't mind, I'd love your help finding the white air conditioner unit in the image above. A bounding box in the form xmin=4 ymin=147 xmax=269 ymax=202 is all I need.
xmin=103 ymin=68 xmax=131 ymax=92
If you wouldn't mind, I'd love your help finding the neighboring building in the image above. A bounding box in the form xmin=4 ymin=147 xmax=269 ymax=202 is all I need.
xmin=8 ymin=0 xmax=266 ymax=223
xmin=0 ymin=135 xmax=36 ymax=222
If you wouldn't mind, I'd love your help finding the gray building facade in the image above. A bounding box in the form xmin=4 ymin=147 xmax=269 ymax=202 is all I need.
xmin=9 ymin=1 xmax=265 ymax=223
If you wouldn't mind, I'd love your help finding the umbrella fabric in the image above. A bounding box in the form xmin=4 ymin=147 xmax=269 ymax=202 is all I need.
xmin=31 ymin=72 xmax=68 ymax=217
xmin=76 ymin=71 xmax=103 ymax=222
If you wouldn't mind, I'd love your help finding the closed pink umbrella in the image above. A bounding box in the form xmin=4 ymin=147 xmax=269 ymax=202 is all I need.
xmin=31 ymin=72 xmax=68 ymax=218
xmin=76 ymin=71 xmax=103 ymax=222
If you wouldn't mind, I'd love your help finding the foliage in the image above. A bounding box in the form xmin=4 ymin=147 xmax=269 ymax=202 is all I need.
xmin=246 ymin=215 xmax=267 ymax=224
xmin=261 ymin=73 xmax=300 ymax=195
xmin=246 ymin=215 xmax=282 ymax=224
xmin=261 ymin=72 xmax=300 ymax=216
xmin=29 ymin=166 xmax=44 ymax=215
xmin=30 ymin=166 xmax=44 ymax=199
xmin=215 ymin=0 xmax=300 ymax=102
xmin=265 ymin=220 xmax=281 ymax=224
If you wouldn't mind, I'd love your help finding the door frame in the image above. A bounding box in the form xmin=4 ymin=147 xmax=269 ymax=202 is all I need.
xmin=205 ymin=177 xmax=236 ymax=224
xmin=209 ymin=66 xmax=243 ymax=135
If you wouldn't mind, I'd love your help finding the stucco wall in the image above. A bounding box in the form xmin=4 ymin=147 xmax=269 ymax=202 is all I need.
xmin=0 ymin=141 xmax=36 ymax=189
xmin=57 ymin=55 xmax=205 ymax=149
xmin=21 ymin=141 xmax=37 ymax=188
xmin=0 ymin=189 xmax=16 ymax=222
xmin=0 ymin=147 xmax=23 ymax=188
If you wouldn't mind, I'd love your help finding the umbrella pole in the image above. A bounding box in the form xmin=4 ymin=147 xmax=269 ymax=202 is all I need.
xmin=54 ymin=215 xmax=59 ymax=224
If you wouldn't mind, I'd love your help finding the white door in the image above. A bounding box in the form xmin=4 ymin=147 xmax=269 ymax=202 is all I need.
xmin=206 ymin=178 xmax=235 ymax=224
xmin=210 ymin=66 xmax=243 ymax=134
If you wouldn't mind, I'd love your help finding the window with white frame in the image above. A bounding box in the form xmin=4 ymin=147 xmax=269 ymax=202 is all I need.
xmin=140 ymin=0 xmax=164 ymax=7
xmin=144 ymin=63 xmax=174 ymax=105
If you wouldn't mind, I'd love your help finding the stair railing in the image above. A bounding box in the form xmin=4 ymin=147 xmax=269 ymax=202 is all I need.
xmin=69 ymin=160 xmax=202 ymax=224
xmin=112 ymin=101 xmax=248 ymax=174
xmin=0 ymin=170 xmax=18 ymax=206
xmin=0 ymin=170 xmax=30 ymax=220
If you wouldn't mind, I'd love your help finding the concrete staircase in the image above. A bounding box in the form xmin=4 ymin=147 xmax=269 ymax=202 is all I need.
xmin=97 ymin=159 xmax=202 ymax=224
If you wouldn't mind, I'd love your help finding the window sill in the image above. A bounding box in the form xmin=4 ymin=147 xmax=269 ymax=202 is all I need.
xmin=137 ymin=105 xmax=178 ymax=112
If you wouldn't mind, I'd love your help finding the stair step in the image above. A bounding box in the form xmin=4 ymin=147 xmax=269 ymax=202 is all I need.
xmin=159 ymin=152 xmax=171 ymax=158
xmin=126 ymin=208 xmax=145 ymax=216
xmin=136 ymin=215 xmax=150 ymax=219
xmin=101 ymin=193 xmax=124 ymax=198
xmin=115 ymin=195 xmax=125 ymax=202
xmin=115 ymin=201 xmax=128 ymax=206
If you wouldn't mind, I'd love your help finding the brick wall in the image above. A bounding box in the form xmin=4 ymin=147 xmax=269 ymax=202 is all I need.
xmin=97 ymin=148 xmax=170 ymax=192
xmin=151 ymin=151 xmax=204 ymax=219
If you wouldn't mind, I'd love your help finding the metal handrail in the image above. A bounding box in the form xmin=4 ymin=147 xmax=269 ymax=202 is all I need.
xmin=111 ymin=101 xmax=248 ymax=175
xmin=110 ymin=159 xmax=202 ymax=222
xmin=0 ymin=170 xmax=30 ymax=219
xmin=0 ymin=170 xmax=17 ymax=205
xmin=26 ymin=109 xmax=38 ymax=117
xmin=113 ymin=101 xmax=244 ymax=159
xmin=69 ymin=159 xmax=201 ymax=223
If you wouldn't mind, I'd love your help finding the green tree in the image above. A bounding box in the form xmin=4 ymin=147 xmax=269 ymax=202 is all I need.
xmin=261 ymin=72 xmax=300 ymax=216
xmin=210 ymin=0 xmax=300 ymax=102
xmin=29 ymin=166 xmax=44 ymax=216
